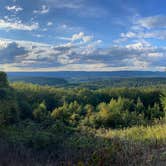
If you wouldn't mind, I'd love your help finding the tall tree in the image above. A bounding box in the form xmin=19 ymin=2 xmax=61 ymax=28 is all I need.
xmin=0 ymin=72 xmax=8 ymax=88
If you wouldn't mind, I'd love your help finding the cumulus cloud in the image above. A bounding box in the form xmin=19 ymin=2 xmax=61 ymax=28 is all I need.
xmin=60 ymin=32 xmax=93 ymax=44
xmin=0 ymin=19 xmax=39 ymax=31
xmin=5 ymin=5 xmax=23 ymax=12
xmin=33 ymin=5 xmax=50 ymax=14
xmin=72 ymin=32 xmax=93 ymax=42
xmin=0 ymin=42 xmax=28 ymax=63
xmin=1 ymin=35 xmax=166 ymax=71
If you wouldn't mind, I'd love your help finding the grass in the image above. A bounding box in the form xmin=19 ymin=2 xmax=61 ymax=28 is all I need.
xmin=95 ymin=123 xmax=166 ymax=145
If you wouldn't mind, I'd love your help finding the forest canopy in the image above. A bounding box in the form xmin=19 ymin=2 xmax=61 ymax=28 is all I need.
xmin=0 ymin=71 xmax=166 ymax=128
xmin=1 ymin=71 xmax=166 ymax=165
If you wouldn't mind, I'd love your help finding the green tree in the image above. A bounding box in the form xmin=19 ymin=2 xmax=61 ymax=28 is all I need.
xmin=84 ymin=104 xmax=94 ymax=116
xmin=135 ymin=97 xmax=145 ymax=114
xmin=145 ymin=102 xmax=163 ymax=121
xmin=19 ymin=100 xmax=33 ymax=120
xmin=0 ymin=72 xmax=8 ymax=88
xmin=33 ymin=101 xmax=48 ymax=122
xmin=0 ymin=100 xmax=19 ymax=125
xmin=161 ymin=93 xmax=166 ymax=112
xmin=51 ymin=102 xmax=69 ymax=123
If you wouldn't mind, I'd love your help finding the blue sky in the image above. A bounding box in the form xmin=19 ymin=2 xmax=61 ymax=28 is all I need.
xmin=0 ymin=0 xmax=166 ymax=71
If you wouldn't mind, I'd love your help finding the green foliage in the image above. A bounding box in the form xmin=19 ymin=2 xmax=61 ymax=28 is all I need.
xmin=18 ymin=100 xmax=33 ymax=120
xmin=84 ymin=104 xmax=94 ymax=116
xmin=9 ymin=76 xmax=68 ymax=86
xmin=0 ymin=72 xmax=8 ymax=88
xmin=0 ymin=77 xmax=19 ymax=125
xmin=135 ymin=97 xmax=145 ymax=113
xmin=0 ymin=100 xmax=19 ymax=125
xmin=0 ymin=73 xmax=164 ymax=128
xmin=33 ymin=101 xmax=48 ymax=122
xmin=51 ymin=101 xmax=83 ymax=126
xmin=51 ymin=102 xmax=69 ymax=121
xmin=161 ymin=93 xmax=166 ymax=116
xmin=1 ymin=72 xmax=166 ymax=165
xmin=145 ymin=103 xmax=163 ymax=121
xmin=85 ymin=97 xmax=144 ymax=128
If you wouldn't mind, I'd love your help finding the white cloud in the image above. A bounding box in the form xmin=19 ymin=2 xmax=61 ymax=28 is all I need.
xmin=148 ymin=52 xmax=164 ymax=57
xmin=121 ymin=32 xmax=136 ymax=38
xmin=33 ymin=5 xmax=49 ymax=14
xmin=59 ymin=32 xmax=93 ymax=43
xmin=0 ymin=40 xmax=9 ymax=49
xmin=120 ymin=30 xmax=166 ymax=40
xmin=57 ymin=55 xmax=77 ymax=64
xmin=0 ymin=32 xmax=166 ymax=72
xmin=137 ymin=15 xmax=166 ymax=29
xmin=72 ymin=32 xmax=84 ymax=41
xmin=0 ymin=19 xmax=39 ymax=31
xmin=126 ymin=40 xmax=151 ymax=49
xmin=70 ymin=32 xmax=93 ymax=43
xmin=115 ymin=15 xmax=166 ymax=44
xmin=47 ymin=22 xmax=53 ymax=26
xmin=5 ymin=5 xmax=23 ymax=12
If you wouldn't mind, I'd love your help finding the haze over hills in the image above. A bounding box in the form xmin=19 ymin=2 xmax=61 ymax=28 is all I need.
xmin=7 ymin=71 xmax=166 ymax=79
xmin=7 ymin=71 xmax=166 ymax=87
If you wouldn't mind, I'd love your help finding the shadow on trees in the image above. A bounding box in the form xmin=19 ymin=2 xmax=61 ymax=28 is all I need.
xmin=0 ymin=129 xmax=164 ymax=166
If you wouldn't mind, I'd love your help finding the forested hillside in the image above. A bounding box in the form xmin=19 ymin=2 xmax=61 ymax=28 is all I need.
xmin=7 ymin=71 xmax=166 ymax=89
xmin=1 ymin=71 xmax=166 ymax=165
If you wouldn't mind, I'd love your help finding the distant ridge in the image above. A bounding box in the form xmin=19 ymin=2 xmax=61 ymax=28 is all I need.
xmin=7 ymin=71 xmax=166 ymax=79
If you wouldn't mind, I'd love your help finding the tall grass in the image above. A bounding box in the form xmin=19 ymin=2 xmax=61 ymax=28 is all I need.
xmin=96 ymin=123 xmax=166 ymax=145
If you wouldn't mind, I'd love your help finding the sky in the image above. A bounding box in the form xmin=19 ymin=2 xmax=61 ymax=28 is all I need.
xmin=0 ymin=0 xmax=166 ymax=71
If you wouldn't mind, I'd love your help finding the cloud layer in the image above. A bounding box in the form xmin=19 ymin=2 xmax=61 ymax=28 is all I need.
xmin=0 ymin=0 xmax=165 ymax=71
xmin=0 ymin=32 xmax=166 ymax=71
